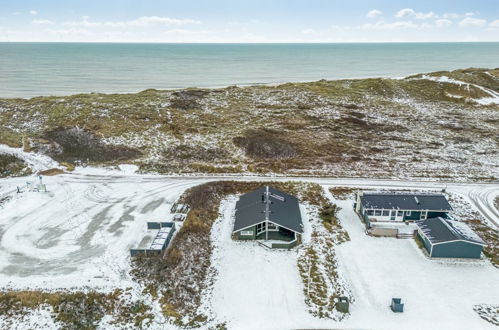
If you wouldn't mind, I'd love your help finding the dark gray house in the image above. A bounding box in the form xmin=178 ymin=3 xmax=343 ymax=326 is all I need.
xmin=416 ymin=217 xmax=486 ymax=258
xmin=232 ymin=186 xmax=303 ymax=249
xmin=355 ymin=191 xmax=453 ymax=227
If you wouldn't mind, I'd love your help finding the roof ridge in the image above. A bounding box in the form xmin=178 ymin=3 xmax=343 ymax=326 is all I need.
xmin=365 ymin=191 xmax=444 ymax=196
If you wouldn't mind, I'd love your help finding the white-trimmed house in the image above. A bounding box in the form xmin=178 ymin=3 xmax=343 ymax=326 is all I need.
xmin=355 ymin=191 xmax=453 ymax=227
xmin=232 ymin=186 xmax=303 ymax=249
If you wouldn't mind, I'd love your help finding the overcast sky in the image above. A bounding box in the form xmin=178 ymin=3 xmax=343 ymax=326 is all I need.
xmin=1 ymin=0 xmax=499 ymax=42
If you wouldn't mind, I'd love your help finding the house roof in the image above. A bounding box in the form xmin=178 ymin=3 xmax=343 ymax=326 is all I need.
xmin=360 ymin=192 xmax=452 ymax=211
xmin=233 ymin=186 xmax=303 ymax=233
xmin=416 ymin=217 xmax=486 ymax=246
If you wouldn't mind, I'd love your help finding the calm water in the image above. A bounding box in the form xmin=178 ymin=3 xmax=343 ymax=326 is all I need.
xmin=1 ymin=42 xmax=499 ymax=98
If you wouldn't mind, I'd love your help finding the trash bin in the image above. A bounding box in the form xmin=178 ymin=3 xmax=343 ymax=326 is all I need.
xmin=336 ymin=296 xmax=349 ymax=313
xmin=391 ymin=298 xmax=404 ymax=313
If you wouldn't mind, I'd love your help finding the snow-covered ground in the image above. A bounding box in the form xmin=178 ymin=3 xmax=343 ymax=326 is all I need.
xmin=0 ymin=173 xmax=200 ymax=290
xmin=204 ymin=198 xmax=323 ymax=329
xmin=0 ymin=169 xmax=497 ymax=329
xmin=202 ymin=190 xmax=498 ymax=330
xmin=331 ymin=196 xmax=499 ymax=330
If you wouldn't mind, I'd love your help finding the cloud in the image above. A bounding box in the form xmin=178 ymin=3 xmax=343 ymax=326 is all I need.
xmin=64 ymin=16 xmax=201 ymax=28
xmin=489 ymin=20 xmax=499 ymax=27
xmin=47 ymin=28 xmax=92 ymax=37
xmin=29 ymin=10 xmax=38 ymax=16
xmin=366 ymin=9 xmax=382 ymax=18
xmin=32 ymin=19 xmax=54 ymax=25
xmin=301 ymin=28 xmax=316 ymax=35
xmin=459 ymin=17 xmax=486 ymax=27
xmin=442 ymin=13 xmax=460 ymax=19
xmin=395 ymin=8 xmax=414 ymax=18
xmin=435 ymin=19 xmax=452 ymax=28
xmin=395 ymin=8 xmax=435 ymax=20
xmin=361 ymin=20 xmax=418 ymax=30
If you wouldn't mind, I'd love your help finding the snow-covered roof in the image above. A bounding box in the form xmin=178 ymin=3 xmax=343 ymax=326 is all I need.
xmin=417 ymin=217 xmax=486 ymax=246
xmin=233 ymin=186 xmax=303 ymax=233
xmin=360 ymin=192 xmax=452 ymax=211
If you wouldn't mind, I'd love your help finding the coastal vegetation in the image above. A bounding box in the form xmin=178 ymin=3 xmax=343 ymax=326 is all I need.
xmin=0 ymin=154 xmax=30 ymax=178
xmin=0 ymin=68 xmax=498 ymax=180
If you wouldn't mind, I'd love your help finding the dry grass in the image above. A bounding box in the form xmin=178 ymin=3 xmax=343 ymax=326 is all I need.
xmin=39 ymin=168 xmax=65 ymax=176
xmin=41 ymin=127 xmax=142 ymax=165
xmin=233 ymin=128 xmax=297 ymax=160
xmin=329 ymin=187 xmax=356 ymax=200
xmin=0 ymin=153 xmax=30 ymax=178
xmin=0 ymin=289 xmax=153 ymax=329
xmin=465 ymin=219 xmax=499 ymax=267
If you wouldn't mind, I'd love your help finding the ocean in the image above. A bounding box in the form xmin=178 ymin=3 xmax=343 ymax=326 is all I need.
xmin=1 ymin=42 xmax=498 ymax=98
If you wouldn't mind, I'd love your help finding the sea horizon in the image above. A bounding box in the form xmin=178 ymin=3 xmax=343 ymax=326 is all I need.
xmin=1 ymin=42 xmax=498 ymax=98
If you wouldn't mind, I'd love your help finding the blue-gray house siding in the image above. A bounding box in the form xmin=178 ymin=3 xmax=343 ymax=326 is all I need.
xmin=416 ymin=217 xmax=486 ymax=259
xmin=431 ymin=241 xmax=483 ymax=259
xmin=418 ymin=234 xmax=484 ymax=259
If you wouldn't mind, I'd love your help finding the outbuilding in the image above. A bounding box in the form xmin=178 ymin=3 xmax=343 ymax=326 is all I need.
xmin=416 ymin=217 xmax=486 ymax=259
xmin=232 ymin=186 xmax=303 ymax=249
xmin=355 ymin=191 xmax=452 ymax=227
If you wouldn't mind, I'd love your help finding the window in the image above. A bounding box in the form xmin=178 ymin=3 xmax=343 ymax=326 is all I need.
xmin=374 ymin=210 xmax=382 ymax=216
xmin=406 ymin=211 xmax=411 ymax=216
xmin=367 ymin=210 xmax=374 ymax=216
xmin=420 ymin=211 xmax=427 ymax=220
xmin=240 ymin=231 xmax=253 ymax=236
xmin=256 ymin=223 xmax=266 ymax=235
xmin=397 ymin=211 xmax=403 ymax=217
xmin=267 ymin=222 xmax=278 ymax=231
xmin=382 ymin=210 xmax=390 ymax=216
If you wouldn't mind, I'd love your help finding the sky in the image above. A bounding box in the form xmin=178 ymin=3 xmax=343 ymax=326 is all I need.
xmin=1 ymin=0 xmax=499 ymax=42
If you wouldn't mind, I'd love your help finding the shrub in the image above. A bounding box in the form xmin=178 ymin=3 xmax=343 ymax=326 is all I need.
xmin=233 ymin=129 xmax=297 ymax=160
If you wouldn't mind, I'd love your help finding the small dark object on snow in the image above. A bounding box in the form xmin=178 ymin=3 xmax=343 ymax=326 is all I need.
xmin=391 ymin=298 xmax=404 ymax=313
xmin=336 ymin=296 xmax=350 ymax=313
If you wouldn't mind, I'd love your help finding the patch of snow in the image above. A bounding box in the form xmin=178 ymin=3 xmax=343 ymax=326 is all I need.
xmin=0 ymin=144 xmax=61 ymax=173
xmin=419 ymin=75 xmax=499 ymax=105
xmin=118 ymin=164 xmax=139 ymax=174
xmin=0 ymin=174 xmax=198 ymax=290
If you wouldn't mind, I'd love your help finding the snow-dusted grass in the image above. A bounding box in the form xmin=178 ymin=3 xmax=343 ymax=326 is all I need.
xmin=0 ymin=144 xmax=61 ymax=173
xmin=331 ymin=193 xmax=499 ymax=330
xmin=473 ymin=304 xmax=499 ymax=326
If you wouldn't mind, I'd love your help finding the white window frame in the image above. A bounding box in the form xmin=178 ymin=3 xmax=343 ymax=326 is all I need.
xmin=240 ymin=230 xmax=253 ymax=236
xmin=420 ymin=210 xmax=427 ymax=220
xmin=267 ymin=222 xmax=278 ymax=231
xmin=406 ymin=211 xmax=411 ymax=216
xmin=256 ymin=222 xmax=266 ymax=235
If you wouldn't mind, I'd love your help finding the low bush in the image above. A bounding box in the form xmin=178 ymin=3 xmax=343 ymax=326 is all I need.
xmin=43 ymin=127 xmax=141 ymax=164
xmin=233 ymin=128 xmax=297 ymax=160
